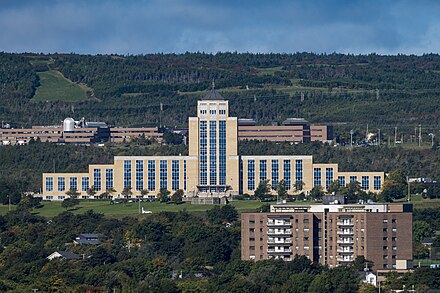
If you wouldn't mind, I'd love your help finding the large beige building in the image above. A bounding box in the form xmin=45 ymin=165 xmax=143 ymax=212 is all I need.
xmin=41 ymin=90 xmax=384 ymax=200
xmin=241 ymin=203 xmax=413 ymax=271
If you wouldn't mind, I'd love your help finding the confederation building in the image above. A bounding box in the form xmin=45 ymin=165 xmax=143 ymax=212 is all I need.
xmin=42 ymin=90 xmax=384 ymax=200
xmin=241 ymin=203 xmax=413 ymax=271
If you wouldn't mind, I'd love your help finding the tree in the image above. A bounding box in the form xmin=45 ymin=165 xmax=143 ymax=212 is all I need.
xmin=327 ymin=180 xmax=342 ymax=195
xmin=61 ymin=198 xmax=80 ymax=210
xmin=413 ymin=220 xmax=432 ymax=243
xmin=86 ymin=186 xmax=96 ymax=198
xmin=107 ymin=187 xmax=117 ymax=198
xmin=350 ymin=256 xmax=374 ymax=271
xmin=294 ymin=180 xmax=305 ymax=192
xmin=275 ymin=179 xmax=288 ymax=199
xmin=65 ymin=188 xmax=80 ymax=199
xmin=381 ymin=170 xmax=407 ymax=201
xmin=171 ymin=190 xmax=184 ymax=204
xmin=310 ymin=185 xmax=324 ymax=200
xmin=158 ymin=188 xmax=170 ymax=203
xmin=140 ymin=189 xmax=149 ymax=198
xmin=122 ymin=186 xmax=133 ymax=199
xmin=254 ymin=180 xmax=270 ymax=200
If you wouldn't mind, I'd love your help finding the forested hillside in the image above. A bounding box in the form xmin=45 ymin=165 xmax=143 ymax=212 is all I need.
xmin=1 ymin=52 xmax=440 ymax=137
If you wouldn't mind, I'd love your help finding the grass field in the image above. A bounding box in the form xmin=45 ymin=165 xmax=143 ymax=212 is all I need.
xmin=1 ymin=198 xmax=438 ymax=218
xmin=0 ymin=200 xmax=277 ymax=218
xmin=32 ymin=70 xmax=91 ymax=102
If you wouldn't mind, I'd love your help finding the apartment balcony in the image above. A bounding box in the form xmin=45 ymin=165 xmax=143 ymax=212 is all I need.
xmin=337 ymin=248 xmax=354 ymax=253
xmin=268 ymin=238 xmax=292 ymax=244
xmin=337 ymin=229 xmax=354 ymax=235
xmin=337 ymin=256 xmax=354 ymax=262
xmin=337 ymin=220 xmax=354 ymax=226
xmin=268 ymin=229 xmax=292 ymax=236
xmin=267 ymin=220 xmax=291 ymax=227
xmin=267 ymin=248 xmax=292 ymax=254
xmin=337 ymin=238 xmax=354 ymax=244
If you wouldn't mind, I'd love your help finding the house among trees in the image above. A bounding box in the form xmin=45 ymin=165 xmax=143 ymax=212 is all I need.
xmin=73 ymin=233 xmax=105 ymax=245
xmin=47 ymin=251 xmax=80 ymax=261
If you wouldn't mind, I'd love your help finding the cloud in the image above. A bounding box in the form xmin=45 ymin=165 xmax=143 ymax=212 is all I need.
xmin=0 ymin=0 xmax=438 ymax=54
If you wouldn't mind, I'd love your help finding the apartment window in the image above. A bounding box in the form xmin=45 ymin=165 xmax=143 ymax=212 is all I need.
xmin=249 ymin=220 xmax=255 ymax=224
xmin=106 ymin=169 xmax=113 ymax=190
xmin=361 ymin=176 xmax=370 ymax=190
xmin=249 ymin=238 xmax=255 ymax=241
xmin=249 ymin=228 xmax=255 ymax=232
xmin=350 ymin=176 xmax=358 ymax=183
xmin=392 ymin=228 xmax=397 ymax=232
xmin=383 ymin=219 xmax=388 ymax=223
xmin=383 ymin=255 xmax=388 ymax=260
xmin=200 ymin=109 xmax=207 ymax=115
xmin=135 ymin=160 xmax=143 ymax=191
xmin=392 ymin=255 xmax=396 ymax=259
xmin=199 ymin=120 xmax=207 ymax=185
xmin=160 ymin=160 xmax=168 ymax=189
xmin=392 ymin=246 xmax=397 ymax=250
xmin=81 ymin=177 xmax=89 ymax=192
xmin=148 ymin=160 xmax=156 ymax=191
xmin=219 ymin=109 xmax=226 ymax=115
xmin=303 ymin=219 xmax=309 ymax=223
xmin=304 ymin=246 xmax=310 ymax=250
xmin=172 ymin=160 xmax=179 ymax=191
xmin=249 ymin=246 xmax=255 ymax=250
xmin=383 ymin=237 xmax=388 ymax=241
xmin=304 ymin=237 xmax=309 ymax=241
xmin=314 ymin=168 xmax=322 ymax=187
xmin=272 ymin=160 xmax=279 ymax=189
xmin=248 ymin=160 xmax=255 ymax=190
xmin=383 ymin=264 xmax=389 ymax=269
xmin=295 ymin=160 xmax=303 ymax=189
xmin=46 ymin=177 xmax=54 ymax=192
xmin=383 ymin=228 xmax=388 ymax=232
xmin=383 ymin=246 xmax=388 ymax=250
xmin=209 ymin=120 xmax=217 ymax=185
xmin=260 ymin=160 xmax=267 ymax=182
xmin=392 ymin=219 xmax=397 ymax=223
xmin=392 ymin=237 xmax=397 ymax=242
xmin=338 ymin=176 xmax=346 ymax=187
xmin=325 ymin=168 xmax=333 ymax=189
xmin=57 ymin=177 xmax=65 ymax=192
xmin=69 ymin=177 xmax=77 ymax=191
xmin=284 ymin=160 xmax=291 ymax=190
xmin=123 ymin=160 xmax=131 ymax=188
xmin=374 ymin=176 xmax=382 ymax=190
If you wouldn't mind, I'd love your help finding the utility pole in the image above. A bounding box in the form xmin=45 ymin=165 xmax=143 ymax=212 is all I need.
xmin=407 ymin=176 xmax=410 ymax=202
xmin=419 ymin=124 xmax=422 ymax=147
xmin=159 ymin=103 xmax=163 ymax=129
xmin=7 ymin=195 xmax=11 ymax=211
xmin=350 ymin=130 xmax=354 ymax=148
xmin=394 ymin=127 xmax=397 ymax=146
xmin=378 ymin=129 xmax=381 ymax=145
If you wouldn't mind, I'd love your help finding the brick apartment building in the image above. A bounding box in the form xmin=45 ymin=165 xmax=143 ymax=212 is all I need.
xmin=241 ymin=203 xmax=413 ymax=271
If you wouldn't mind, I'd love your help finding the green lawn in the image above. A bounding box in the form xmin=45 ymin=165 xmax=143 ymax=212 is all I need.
xmin=0 ymin=200 xmax=276 ymax=218
xmin=32 ymin=70 xmax=91 ymax=102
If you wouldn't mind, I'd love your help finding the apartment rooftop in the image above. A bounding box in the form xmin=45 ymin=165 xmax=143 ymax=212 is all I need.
xmin=269 ymin=203 xmax=413 ymax=213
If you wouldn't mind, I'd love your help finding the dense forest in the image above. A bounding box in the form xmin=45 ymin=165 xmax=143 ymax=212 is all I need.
xmin=1 ymin=52 xmax=440 ymax=137
xmin=0 ymin=205 xmax=439 ymax=292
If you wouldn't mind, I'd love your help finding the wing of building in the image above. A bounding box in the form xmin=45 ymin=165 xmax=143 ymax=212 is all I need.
xmin=41 ymin=90 xmax=384 ymax=200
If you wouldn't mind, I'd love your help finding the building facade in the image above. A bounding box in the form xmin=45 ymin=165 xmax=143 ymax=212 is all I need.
xmin=241 ymin=203 xmax=413 ymax=271
xmin=41 ymin=90 xmax=384 ymax=200
xmin=238 ymin=118 xmax=333 ymax=143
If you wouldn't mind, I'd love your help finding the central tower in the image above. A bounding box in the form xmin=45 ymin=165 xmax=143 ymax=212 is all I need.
xmin=188 ymin=89 xmax=239 ymax=194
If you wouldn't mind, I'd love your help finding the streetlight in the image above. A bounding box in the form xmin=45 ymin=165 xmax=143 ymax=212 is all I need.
xmin=429 ymin=133 xmax=435 ymax=147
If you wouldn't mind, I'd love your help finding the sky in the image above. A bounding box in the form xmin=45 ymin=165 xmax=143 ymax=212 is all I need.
xmin=0 ymin=0 xmax=439 ymax=55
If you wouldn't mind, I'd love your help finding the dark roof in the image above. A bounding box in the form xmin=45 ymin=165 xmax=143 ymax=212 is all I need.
xmin=58 ymin=251 xmax=80 ymax=260
xmin=202 ymin=89 xmax=225 ymax=100
xmin=422 ymin=237 xmax=434 ymax=244
xmin=75 ymin=239 xmax=101 ymax=245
